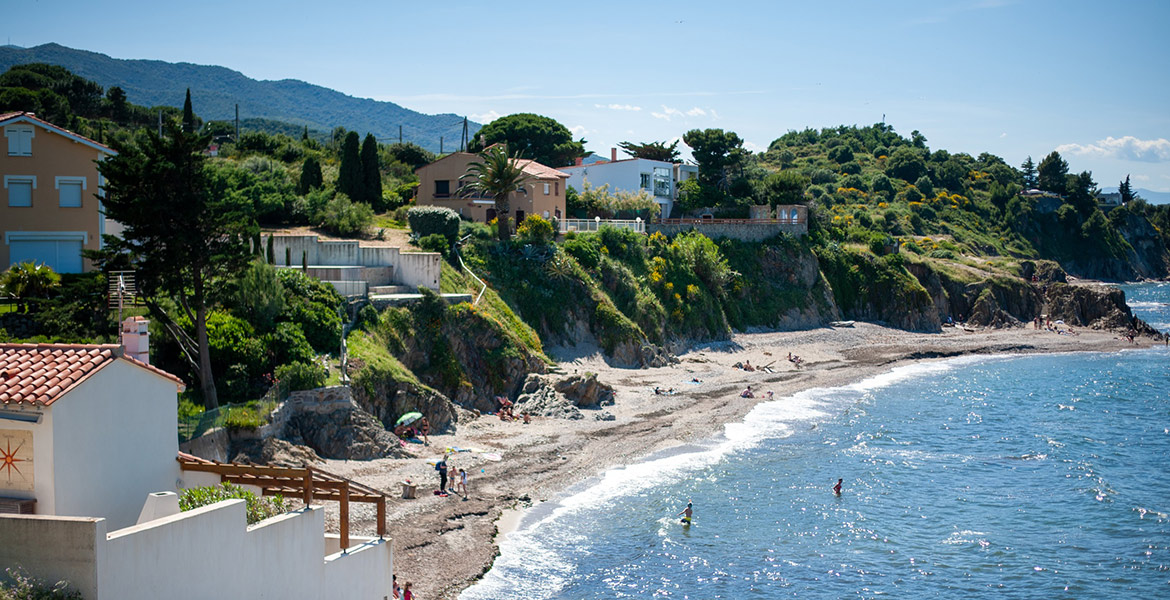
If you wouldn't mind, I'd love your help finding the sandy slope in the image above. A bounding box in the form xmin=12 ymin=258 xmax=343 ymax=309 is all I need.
xmin=320 ymin=323 xmax=1153 ymax=599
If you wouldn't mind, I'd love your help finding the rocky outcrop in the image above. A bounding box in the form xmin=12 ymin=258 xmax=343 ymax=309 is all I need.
xmin=1043 ymin=282 xmax=1159 ymax=334
xmin=229 ymin=386 xmax=406 ymax=464
xmin=1113 ymin=208 xmax=1170 ymax=280
xmin=348 ymin=358 xmax=457 ymax=432
xmin=513 ymin=372 xmax=617 ymax=420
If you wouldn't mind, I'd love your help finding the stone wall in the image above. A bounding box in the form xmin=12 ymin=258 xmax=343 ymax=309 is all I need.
xmin=648 ymin=221 xmax=806 ymax=242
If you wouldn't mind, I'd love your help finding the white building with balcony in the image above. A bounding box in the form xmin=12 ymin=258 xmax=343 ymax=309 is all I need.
xmin=560 ymin=154 xmax=677 ymax=218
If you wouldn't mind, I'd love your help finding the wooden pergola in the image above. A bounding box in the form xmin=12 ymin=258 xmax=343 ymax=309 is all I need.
xmin=177 ymin=453 xmax=386 ymax=549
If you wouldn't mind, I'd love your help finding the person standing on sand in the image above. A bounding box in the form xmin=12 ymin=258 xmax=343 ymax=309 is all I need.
xmin=403 ymin=581 xmax=414 ymax=600
xmin=833 ymin=478 xmax=843 ymax=495
xmin=437 ymin=457 xmax=448 ymax=494
xmin=458 ymin=468 xmax=468 ymax=498
xmin=420 ymin=417 xmax=430 ymax=446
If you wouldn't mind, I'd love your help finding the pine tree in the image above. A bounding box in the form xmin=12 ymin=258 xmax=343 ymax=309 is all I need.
xmin=182 ymin=88 xmax=196 ymax=132
xmin=337 ymin=131 xmax=362 ymax=199
xmin=1021 ymin=156 xmax=1037 ymax=189
xmin=1037 ymin=151 xmax=1069 ymax=194
xmin=298 ymin=156 xmax=323 ymax=195
xmin=1119 ymin=175 xmax=1137 ymax=204
xmin=302 ymin=126 xmax=309 ymax=142
xmin=360 ymin=133 xmax=382 ymax=206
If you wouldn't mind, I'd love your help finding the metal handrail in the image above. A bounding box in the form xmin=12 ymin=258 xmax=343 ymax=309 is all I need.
xmin=456 ymin=235 xmax=487 ymax=305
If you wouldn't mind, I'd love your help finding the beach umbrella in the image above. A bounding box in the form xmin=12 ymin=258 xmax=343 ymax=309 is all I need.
xmin=396 ymin=412 xmax=423 ymax=426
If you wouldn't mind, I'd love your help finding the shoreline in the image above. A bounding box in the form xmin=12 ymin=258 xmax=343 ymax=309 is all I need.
xmin=320 ymin=323 xmax=1161 ymax=600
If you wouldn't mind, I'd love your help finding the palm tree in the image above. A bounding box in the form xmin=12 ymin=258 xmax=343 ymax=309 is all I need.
xmin=461 ymin=145 xmax=533 ymax=241
xmin=0 ymin=261 xmax=61 ymax=313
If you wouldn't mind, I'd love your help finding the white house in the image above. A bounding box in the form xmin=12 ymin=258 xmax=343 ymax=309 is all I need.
xmin=0 ymin=343 xmax=394 ymax=599
xmin=560 ymin=152 xmax=678 ymax=218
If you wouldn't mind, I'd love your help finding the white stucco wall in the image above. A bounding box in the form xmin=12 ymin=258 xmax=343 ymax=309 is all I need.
xmin=1 ymin=500 xmax=393 ymax=600
xmin=50 ymin=360 xmax=181 ymax=530
xmin=561 ymin=158 xmax=675 ymax=217
xmin=270 ymin=235 xmax=440 ymax=291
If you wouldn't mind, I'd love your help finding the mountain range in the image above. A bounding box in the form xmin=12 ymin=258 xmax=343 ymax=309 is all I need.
xmin=1100 ymin=186 xmax=1170 ymax=205
xmin=0 ymin=43 xmax=478 ymax=152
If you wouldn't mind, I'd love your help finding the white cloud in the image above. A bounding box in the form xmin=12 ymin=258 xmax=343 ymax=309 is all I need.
xmin=743 ymin=141 xmax=765 ymax=153
xmin=1133 ymin=174 xmax=1151 ymax=181
xmin=469 ymin=110 xmax=502 ymax=123
xmin=1000 ymin=132 xmax=1008 ymax=138
xmin=651 ymin=105 xmax=685 ymax=121
xmin=595 ymin=103 xmax=642 ymax=111
xmin=569 ymin=125 xmax=589 ymax=137
xmin=685 ymin=107 xmax=707 ymax=117
xmin=1055 ymin=136 xmax=1170 ymax=163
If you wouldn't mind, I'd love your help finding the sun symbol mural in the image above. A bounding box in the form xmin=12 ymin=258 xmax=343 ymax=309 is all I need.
xmin=0 ymin=430 xmax=34 ymax=492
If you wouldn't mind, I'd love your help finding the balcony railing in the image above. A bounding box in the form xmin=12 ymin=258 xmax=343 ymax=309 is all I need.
xmin=559 ymin=218 xmax=646 ymax=233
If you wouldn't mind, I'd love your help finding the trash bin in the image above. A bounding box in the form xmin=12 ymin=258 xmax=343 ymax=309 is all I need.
xmin=400 ymin=481 xmax=416 ymax=499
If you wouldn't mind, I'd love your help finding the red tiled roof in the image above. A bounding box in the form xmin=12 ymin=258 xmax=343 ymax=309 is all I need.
xmin=0 ymin=343 xmax=184 ymax=406
xmin=516 ymin=159 xmax=570 ymax=179
xmin=0 ymin=111 xmax=114 ymax=154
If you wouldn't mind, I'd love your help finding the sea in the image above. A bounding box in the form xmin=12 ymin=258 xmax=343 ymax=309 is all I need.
xmin=461 ymin=282 xmax=1170 ymax=599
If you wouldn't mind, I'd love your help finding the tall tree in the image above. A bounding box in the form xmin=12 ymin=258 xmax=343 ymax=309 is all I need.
xmin=461 ymin=145 xmax=533 ymax=241
xmin=1037 ymin=151 xmax=1069 ymax=194
xmin=682 ymin=128 xmax=746 ymax=206
xmin=1119 ymin=175 xmax=1137 ymax=204
xmin=337 ymin=131 xmax=362 ymax=199
xmin=1065 ymin=170 xmax=1099 ymax=216
xmin=360 ymin=133 xmax=382 ymax=205
xmin=98 ymin=120 xmax=254 ymax=409
xmin=182 ymin=88 xmax=195 ymax=132
xmin=298 ymin=155 xmax=323 ymax=194
xmin=618 ymin=140 xmax=681 ymax=162
xmin=1020 ymin=156 xmax=1037 ymax=189
xmin=761 ymin=170 xmax=810 ymax=207
xmin=468 ymin=113 xmax=587 ymax=167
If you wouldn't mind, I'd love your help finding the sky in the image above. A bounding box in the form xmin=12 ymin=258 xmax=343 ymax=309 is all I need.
xmin=7 ymin=0 xmax=1170 ymax=191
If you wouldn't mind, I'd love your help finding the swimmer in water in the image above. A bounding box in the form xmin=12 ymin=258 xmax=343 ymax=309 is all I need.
xmin=678 ymin=501 xmax=693 ymax=524
xmin=833 ymin=478 xmax=843 ymax=495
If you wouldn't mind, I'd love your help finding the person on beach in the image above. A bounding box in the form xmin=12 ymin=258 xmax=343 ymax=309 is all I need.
xmin=741 ymin=385 xmax=754 ymax=398
xmin=392 ymin=575 xmax=400 ymax=598
xmin=403 ymin=581 xmax=414 ymax=600
xmin=678 ymin=501 xmax=693 ymax=524
xmin=833 ymin=478 xmax=843 ymax=495
xmin=458 ymin=468 xmax=468 ymax=498
xmin=420 ymin=417 xmax=430 ymax=446
xmin=437 ymin=457 xmax=448 ymax=494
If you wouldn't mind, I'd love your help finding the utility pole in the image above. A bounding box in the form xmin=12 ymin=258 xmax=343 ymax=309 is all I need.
xmin=440 ymin=136 xmax=443 ymax=154
xmin=235 ymin=104 xmax=240 ymax=141
xmin=398 ymin=125 xmax=402 ymax=145
xmin=157 ymin=110 xmax=162 ymax=136
xmin=460 ymin=117 xmax=468 ymax=152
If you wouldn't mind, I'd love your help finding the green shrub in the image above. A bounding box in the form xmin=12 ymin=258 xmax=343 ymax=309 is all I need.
xmin=267 ymin=321 xmax=315 ymax=366
xmin=929 ymin=249 xmax=956 ymax=259
xmin=563 ymin=238 xmax=600 ymax=269
xmin=0 ymin=567 xmax=81 ymax=600
xmin=517 ymin=215 xmax=556 ymax=245
xmin=839 ymin=161 xmax=861 ymax=175
xmin=460 ymin=220 xmax=493 ymax=241
xmin=223 ymin=405 xmax=265 ymax=430
xmin=417 ymin=233 xmax=451 ymax=257
xmin=407 ymin=206 xmax=460 ymax=241
xmin=915 ymin=175 xmax=934 ymax=197
xmin=179 ymin=483 xmax=287 ymax=524
xmin=809 ymin=168 xmax=837 ymax=184
xmin=318 ymin=194 xmax=373 ymax=237
xmin=275 ymin=361 xmax=326 ymax=391
xmin=354 ymin=304 xmax=379 ymax=331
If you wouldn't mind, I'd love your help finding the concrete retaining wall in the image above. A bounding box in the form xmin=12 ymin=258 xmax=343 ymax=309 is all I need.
xmin=269 ymin=235 xmax=439 ymax=291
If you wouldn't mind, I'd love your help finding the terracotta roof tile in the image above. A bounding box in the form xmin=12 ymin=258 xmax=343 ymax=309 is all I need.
xmin=0 ymin=343 xmax=184 ymax=407
xmin=515 ymin=159 xmax=570 ymax=180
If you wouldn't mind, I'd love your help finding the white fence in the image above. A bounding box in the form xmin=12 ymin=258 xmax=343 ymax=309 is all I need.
xmin=560 ymin=219 xmax=646 ymax=234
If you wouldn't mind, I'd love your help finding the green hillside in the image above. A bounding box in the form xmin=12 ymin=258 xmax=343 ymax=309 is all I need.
xmin=0 ymin=43 xmax=477 ymax=152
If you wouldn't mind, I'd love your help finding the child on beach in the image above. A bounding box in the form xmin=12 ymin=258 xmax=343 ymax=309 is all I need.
xmin=458 ymin=468 xmax=468 ymax=498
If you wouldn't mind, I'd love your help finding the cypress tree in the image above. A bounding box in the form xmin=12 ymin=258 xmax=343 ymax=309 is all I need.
xmin=182 ymin=88 xmax=195 ymax=132
xmin=298 ymin=156 xmax=323 ymax=195
xmin=1021 ymin=156 xmax=1037 ymax=189
xmin=266 ymin=234 xmax=275 ymax=264
xmin=360 ymin=133 xmax=382 ymax=206
xmin=285 ymin=247 xmax=291 ymax=266
xmin=337 ymin=131 xmax=362 ymax=199
xmin=1119 ymin=175 xmax=1136 ymax=204
xmin=302 ymin=250 xmax=308 ymax=271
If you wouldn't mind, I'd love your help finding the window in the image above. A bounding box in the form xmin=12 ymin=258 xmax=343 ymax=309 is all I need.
xmin=640 ymin=173 xmax=652 ymax=190
xmin=434 ymin=180 xmax=450 ymax=197
xmin=653 ymin=167 xmax=672 ymax=197
xmin=56 ymin=176 xmax=86 ymax=208
xmin=543 ymin=183 xmax=550 ymax=195
xmin=5 ymin=175 xmax=36 ymax=207
xmin=5 ymin=125 xmax=34 ymax=156
xmin=554 ymin=182 xmax=559 ymax=195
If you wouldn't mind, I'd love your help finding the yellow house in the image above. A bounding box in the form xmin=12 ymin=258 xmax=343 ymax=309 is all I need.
xmin=1 ymin=112 xmax=115 ymax=273
xmin=415 ymin=150 xmax=569 ymax=227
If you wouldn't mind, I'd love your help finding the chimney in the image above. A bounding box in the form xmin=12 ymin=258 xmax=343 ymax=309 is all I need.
xmin=611 ymin=147 xmax=617 ymax=162
xmin=575 ymin=157 xmax=583 ymax=166
xmin=121 ymin=316 xmax=151 ymax=364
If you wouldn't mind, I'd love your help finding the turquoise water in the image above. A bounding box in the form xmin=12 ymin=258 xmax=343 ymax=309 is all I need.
xmin=462 ymin=284 xmax=1170 ymax=599
xmin=1118 ymin=282 xmax=1170 ymax=334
